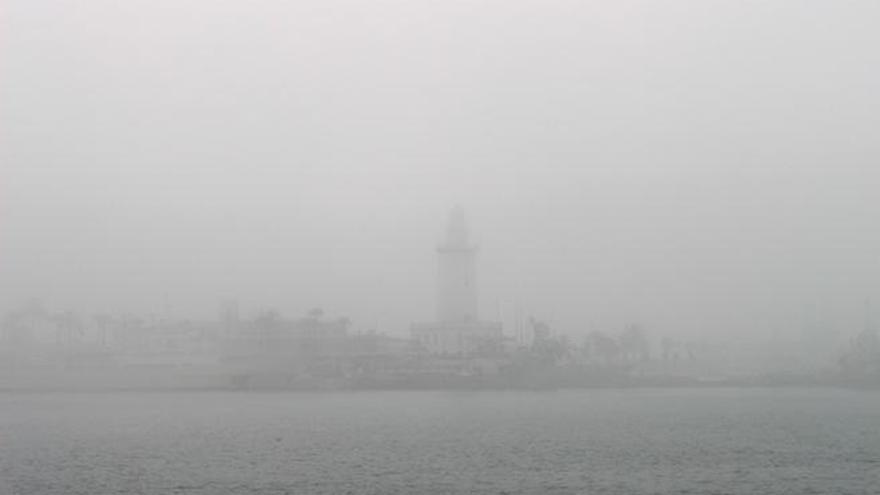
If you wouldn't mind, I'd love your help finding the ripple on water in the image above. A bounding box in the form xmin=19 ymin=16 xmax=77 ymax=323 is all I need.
xmin=1 ymin=389 xmax=879 ymax=494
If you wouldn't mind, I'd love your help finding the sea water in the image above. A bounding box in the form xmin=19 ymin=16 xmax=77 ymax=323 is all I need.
xmin=1 ymin=388 xmax=878 ymax=494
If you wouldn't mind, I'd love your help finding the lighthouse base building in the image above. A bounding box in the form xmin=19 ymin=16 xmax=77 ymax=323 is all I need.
xmin=411 ymin=320 xmax=503 ymax=356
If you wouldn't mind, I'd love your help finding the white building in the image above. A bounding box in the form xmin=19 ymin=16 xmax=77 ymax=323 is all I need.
xmin=411 ymin=207 xmax=503 ymax=356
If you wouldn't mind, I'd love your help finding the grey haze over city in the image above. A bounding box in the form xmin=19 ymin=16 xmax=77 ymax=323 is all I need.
xmin=5 ymin=0 xmax=879 ymax=352
xmin=5 ymin=2 xmax=880 ymax=495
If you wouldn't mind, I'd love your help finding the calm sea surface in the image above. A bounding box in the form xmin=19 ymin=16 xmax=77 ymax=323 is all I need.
xmin=1 ymin=388 xmax=878 ymax=494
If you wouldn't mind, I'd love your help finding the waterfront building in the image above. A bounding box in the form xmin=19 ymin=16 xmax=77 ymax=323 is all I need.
xmin=411 ymin=206 xmax=503 ymax=356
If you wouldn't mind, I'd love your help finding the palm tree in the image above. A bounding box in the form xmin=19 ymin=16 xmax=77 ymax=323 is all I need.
xmin=307 ymin=307 xmax=324 ymax=321
xmin=619 ymin=323 xmax=649 ymax=362
xmin=589 ymin=331 xmax=620 ymax=365
xmin=337 ymin=316 xmax=351 ymax=331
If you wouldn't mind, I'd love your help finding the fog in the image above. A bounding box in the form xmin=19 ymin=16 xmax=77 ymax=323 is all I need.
xmin=4 ymin=0 xmax=880 ymax=346
xmin=6 ymin=3 xmax=880 ymax=494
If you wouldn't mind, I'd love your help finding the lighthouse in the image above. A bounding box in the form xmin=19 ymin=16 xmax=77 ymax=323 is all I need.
xmin=411 ymin=207 xmax=503 ymax=356
xmin=437 ymin=205 xmax=479 ymax=323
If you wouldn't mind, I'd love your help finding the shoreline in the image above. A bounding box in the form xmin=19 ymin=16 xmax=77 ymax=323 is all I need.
xmin=1 ymin=379 xmax=877 ymax=394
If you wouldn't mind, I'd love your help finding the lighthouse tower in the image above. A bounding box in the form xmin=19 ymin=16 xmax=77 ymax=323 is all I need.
xmin=437 ymin=205 xmax=478 ymax=323
xmin=411 ymin=206 xmax=503 ymax=356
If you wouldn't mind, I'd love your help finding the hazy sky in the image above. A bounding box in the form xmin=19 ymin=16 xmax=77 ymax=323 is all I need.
xmin=3 ymin=0 xmax=880 ymax=344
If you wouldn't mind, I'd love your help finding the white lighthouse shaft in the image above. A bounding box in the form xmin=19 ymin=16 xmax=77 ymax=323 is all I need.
xmin=436 ymin=206 xmax=478 ymax=323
